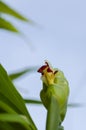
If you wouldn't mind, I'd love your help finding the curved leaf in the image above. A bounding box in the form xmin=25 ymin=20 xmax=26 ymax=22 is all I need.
xmin=0 ymin=64 xmax=37 ymax=130
xmin=0 ymin=101 xmax=17 ymax=114
xmin=0 ymin=1 xmax=28 ymax=21
xmin=9 ymin=67 xmax=38 ymax=80
xmin=0 ymin=17 xmax=19 ymax=32
xmin=0 ymin=114 xmax=32 ymax=130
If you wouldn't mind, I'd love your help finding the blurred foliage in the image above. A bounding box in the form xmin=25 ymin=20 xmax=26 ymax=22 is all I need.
xmin=0 ymin=1 xmax=82 ymax=130
xmin=9 ymin=66 xmax=38 ymax=80
xmin=0 ymin=64 xmax=37 ymax=130
xmin=0 ymin=1 xmax=38 ymax=129
xmin=0 ymin=1 xmax=35 ymax=33
xmin=0 ymin=17 xmax=19 ymax=32
xmin=0 ymin=63 xmax=83 ymax=130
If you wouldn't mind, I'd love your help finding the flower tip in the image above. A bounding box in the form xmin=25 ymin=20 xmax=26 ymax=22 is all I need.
xmin=37 ymin=61 xmax=49 ymax=73
xmin=37 ymin=65 xmax=47 ymax=73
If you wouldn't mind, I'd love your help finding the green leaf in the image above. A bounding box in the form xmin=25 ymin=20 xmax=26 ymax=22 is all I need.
xmin=68 ymin=103 xmax=83 ymax=108
xmin=24 ymin=99 xmax=83 ymax=108
xmin=0 ymin=114 xmax=32 ymax=130
xmin=9 ymin=67 xmax=38 ymax=80
xmin=24 ymin=99 xmax=42 ymax=104
xmin=0 ymin=122 xmax=15 ymax=130
xmin=46 ymin=95 xmax=61 ymax=130
xmin=0 ymin=17 xmax=19 ymax=32
xmin=0 ymin=101 xmax=17 ymax=113
xmin=0 ymin=1 xmax=28 ymax=21
xmin=0 ymin=64 xmax=37 ymax=130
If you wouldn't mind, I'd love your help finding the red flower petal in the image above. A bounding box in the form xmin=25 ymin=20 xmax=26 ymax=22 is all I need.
xmin=47 ymin=67 xmax=53 ymax=72
xmin=37 ymin=65 xmax=47 ymax=73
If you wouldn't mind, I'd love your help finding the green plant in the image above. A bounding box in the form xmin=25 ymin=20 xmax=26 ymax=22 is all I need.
xmin=0 ymin=64 xmax=37 ymax=130
xmin=37 ymin=61 xmax=69 ymax=130
xmin=0 ymin=63 xmax=82 ymax=130
xmin=0 ymin=0 xmax=34 ymax=33
xmin=0 ymin=1 xmax=82 ymax=130
xmin=0 ymin=60 xmax=69 ymax=130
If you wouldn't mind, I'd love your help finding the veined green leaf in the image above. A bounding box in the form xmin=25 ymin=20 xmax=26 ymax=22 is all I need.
xmin=0 ymin=64 xmax=37 ymax=130
xmin=46 ymin=96 xmax=60 ymax=130
xmin=0 ymin=17 xmax=19 ymax=32
xmin=0 ymin=114 xmax=32 ymax=130
xmin=0 ymin=1 xmax=28 ymax=21
xmin=9 ymin=67 xmax=38 ymax=80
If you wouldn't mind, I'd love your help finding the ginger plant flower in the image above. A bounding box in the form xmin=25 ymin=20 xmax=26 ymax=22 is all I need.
xmin=38 ymin=61 xmax=70 ymax=125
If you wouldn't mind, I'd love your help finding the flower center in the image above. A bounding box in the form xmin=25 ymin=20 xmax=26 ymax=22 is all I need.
xmin=37 ymin=61 xmax=58 ymax=86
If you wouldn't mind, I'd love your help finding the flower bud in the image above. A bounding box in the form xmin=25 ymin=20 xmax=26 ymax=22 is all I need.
xmin=38 ymin=61 xmax=69 ymax=122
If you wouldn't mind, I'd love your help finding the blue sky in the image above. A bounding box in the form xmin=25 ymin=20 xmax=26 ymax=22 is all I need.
xmin=0 ymin=0 xmax=86 ymax=130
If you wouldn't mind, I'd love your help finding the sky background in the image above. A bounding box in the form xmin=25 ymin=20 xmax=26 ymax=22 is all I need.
xmin=0 ymin=0 xmax=86 ymax=130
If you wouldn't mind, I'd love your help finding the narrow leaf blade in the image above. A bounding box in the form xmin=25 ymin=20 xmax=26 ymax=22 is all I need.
xmin=24 ymin=99 xmax=83 ymax=108
xmin=0 ymin=101 xmax=17 ymax=114
xmin=0 ymin=114 xmax=32 ymax=130
xmin=0 ymin=17 xmax=19 ymax=32
xmin=9 ymin=67 xmax=37 ymax=80
xmin=68 ymin=103 xmax=83 ymax=108
xmin=24 ymin=99 xmax=42 ymax=104
xmin=0 ymin=1 xmax=28 ymax=21
xmin=0 ymin=64 xmax=37 ymax=130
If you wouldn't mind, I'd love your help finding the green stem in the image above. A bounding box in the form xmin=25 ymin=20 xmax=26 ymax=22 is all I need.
xmin=46 ymin=95 xmax=64 ymax=130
